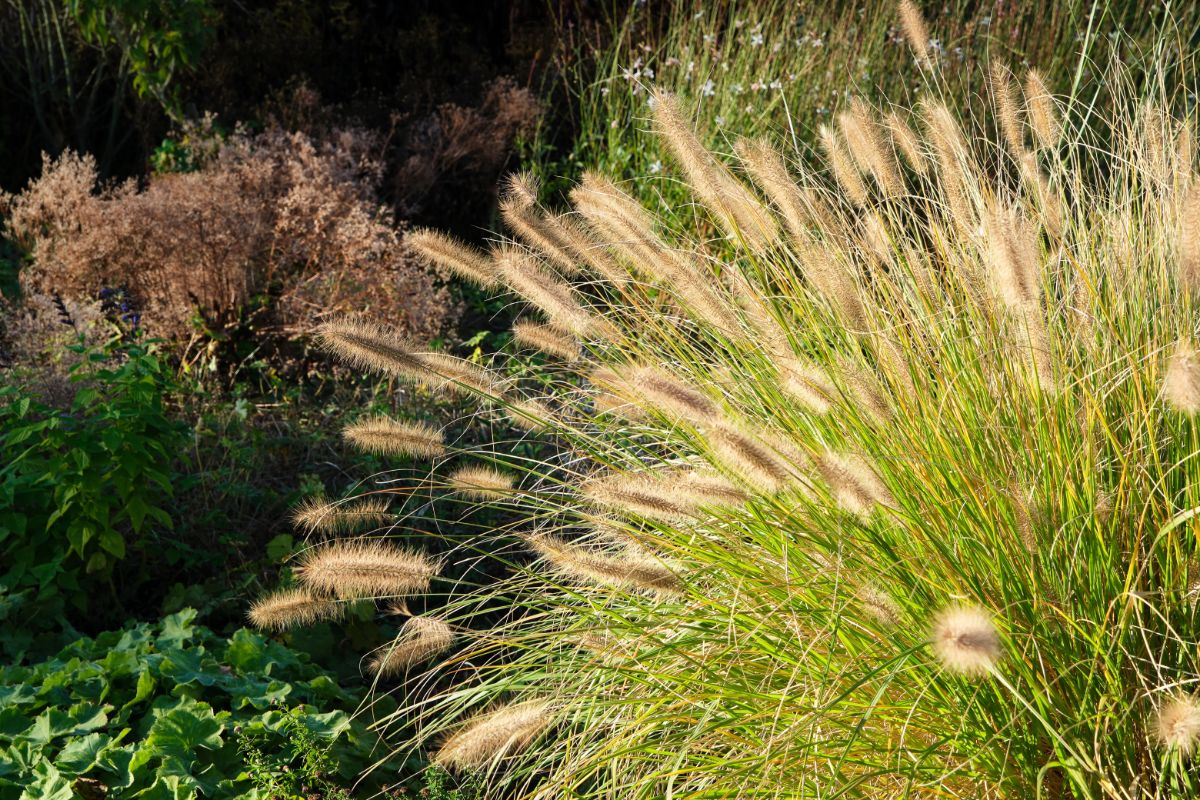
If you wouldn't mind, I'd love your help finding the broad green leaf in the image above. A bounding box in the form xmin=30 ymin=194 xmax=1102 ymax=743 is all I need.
xmin=142 ymin=707 xmax=222 ymax=765
xmin=16 ymin=763 xmax=72 ymax=800
xmin=97 ymin=744 xmax=137 ymax=789
xmin=155 ymin=610 xmax=196 ymax=649
xmin=54 ymin=732 xmax=115 ymax=776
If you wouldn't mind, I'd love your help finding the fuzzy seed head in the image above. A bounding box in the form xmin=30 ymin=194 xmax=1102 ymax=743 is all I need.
xmin=630 ymin=366 xmax=718 ymax=422
xmin=580 ymin=472 xmax=699 ymax=523
xmin=1178 ymin=183 xmax=1200 ymax=293
xmin=248 ymin=588 xmax=343 ymax=631
xmin=494 ymin=245 xmax=602 ymax=338
xmin=435 ymin=700 xmax=554 ymax=770
xmin=898 ymin=0 xmax=932 ymax=69
xmin=1164 ymin=340 xmax=1200 ymax=414
xmin=448 ymin=465 xmax=516 ymax=500
xmin=886 ymin=110 xmax=927 ymax=174
xmin=343 ymin=416 xmax=445 ymax=458
xmin=507 ymin=396 xmax=558 ymax=432
xmin=512 ymin=320 xmax=581 ymax=360
xmin=503 ymin=172 xmax=540 ymax=208
xmin=779 ymin=359 xmax=837 ymax=414
xmin=525 ymin=532 xmax=683 ymax=595
xmin=706 ymin=423 xmax=795 ymax=493
xmin=819 ymin=124 xmax=870 ymax=207
xmin=292 ymin=495 xmax=392 ymax=534
xmin=295 ymin=540 xmax=437 ymax=599
xmin=817 ymin=452 xmax=894 ymax=516
xmin=500 ymin=197 xmax=583 ymax=277
xmin=317 ymin=318 xmax=424 ymax=378
xmin=318 ymin=319 xmax=506 ymax=399
xmin=990 ymin=62 xmax=1025 ymax=157
xmin=407 ymin=228 xmax=497 ymax=289
xmin=839 ymin=98 xmax=903 ymax=197
xmin=1024 ymin=69 xmax=1061 ymax=151
xmin=369 ymin=616 xmax=455 ymax=676
xmin=1153 ymin=696 xmax=1200 ymax=755
xmin=931 ymin=605 xmax=1001 ymax=678
xmin=859 ymin=585 xmax=902 ymax=626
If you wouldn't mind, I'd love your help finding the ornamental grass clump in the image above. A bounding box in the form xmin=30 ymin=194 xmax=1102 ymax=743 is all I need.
xmin=254 ymin=6 xmax=1200 ymax=796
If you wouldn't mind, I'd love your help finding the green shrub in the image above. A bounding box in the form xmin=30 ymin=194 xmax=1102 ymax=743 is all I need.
xmin=0 ymin=339 xmax=186 ymax=651
xmin=0 ymin=609 xmax=394 ymax=800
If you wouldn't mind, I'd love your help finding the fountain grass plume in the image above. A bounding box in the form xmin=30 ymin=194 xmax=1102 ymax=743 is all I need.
xmin=259 ymin=46 xmax=1200 ymax=798
xmin=407 ymin=228 xmax=498 ymax=289
xmin=524 ymin=531 xmax=683 ymax=596
xmin=838 ymin=98 xmax=904 ymax=197
xmin=248 ymin=588 xmax=343 ymax=631
xmin=448 ymin=464 xmax=516 ymax=500
xmin=292 ymin=495 xmax=392 ymax=534
xmin=295 ymin=540 xmax=437 ymax=599
xmin=318 ymin=318 xmax=507 ymax=399
xmin=434 ymin=700 xmax=554 ymax=771
xmin=342 ymin=416 xmax=445 ymax=458
xmin=369 ymin=616 xmax=455 ymax=676
xmin=512 ymin=320 xmax=581 ymax=361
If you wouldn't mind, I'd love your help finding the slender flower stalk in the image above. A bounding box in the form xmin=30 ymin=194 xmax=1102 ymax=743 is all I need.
xmin=292 ymin=495 xmax=392 ymax=534
xmin=435 ymin=700 xmax=554 ymax=770
xmin=448 ymin=465 xmax=517 ymax=500
xmin=512 ymin=320 xmax=581 ymax=361
xmin=343 ymin=416 xmax=445 ymax=458
xmin=295 ymin=540 xmax=437 ymax=599
xmin=369 ymin=616 xmax=455 ymax=676
xmin=248 ymin=588 xmax=343 ymax=630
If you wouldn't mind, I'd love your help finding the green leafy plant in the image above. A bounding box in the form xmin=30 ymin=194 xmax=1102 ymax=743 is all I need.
xmin=0 ymin=609 xmax=393 ymax=800
xmin=0 ymin=339 xmax=186 ymax=649
xmin=67 ymin=0 xmax=218 ymax=118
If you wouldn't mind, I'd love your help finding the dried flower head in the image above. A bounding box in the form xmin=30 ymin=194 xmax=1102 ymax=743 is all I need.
xmin=1164 ymin=339 xmax=1200 ymax=414
xmin=1179 ymin=183 xmax=1200 ymax=293
xmin=818 ymin=452 xmax=894 ymax=517
xmin=838 ymin=98 xmax=903 ymax=197
xmin=885 ymin=110 xmax=927 ymax=174
xmin=858 ymin=585 xmax=902 ymax=627
xmin=494 ymin=245 xmax=605 ymax=338
xmin=990 ymin=62 xmax=1025 ymax=158
xmin=652 ymin=90 xmax=776 ymax=248
xmin=500 ymin=196 xmax=583 ymax=277
xmin=407 ymin=228 xmax=497 ymax=289
xmin=1152 ymin=695 xmax=1200 ymax=755
xmin=931 ymin=605 xmax=1001 ymax=678
xmin=369 ymin=616 xmax=455 ymax=676
xmin=580 ymin=472 xmax=700 ymax=523
xmin=898 ymin=0 xmax=932 ymax=69
xmin=1024 ymin=69 xmax=1061 ymax=151
xmin=317 ymin=317 xmax=425 ymax=377
xmin=512 ymin=320 xmax=581 ymax=360
xmin=248 ymin=588 xmax=343 ymax=630
xmin=343 ymin=416 xmax=445 ymax=458
xmin=295 ymin=540 xmax=437 ymax=599
xmin=819 ymin=124 xmax=870 ymax=207
xmin=506 ymin=397 xmax=558 ymax=432
xmin=292 ymin=495 xmax=392 ymax=534
xmin=630 ymin=366 xmax=718 ymax=422
xmin=525 ymin=532 xmax=683 ymax=595
xmin=435 ymin=700 xmax=554 ymax=770
xmin=706 ymin=423 xmax=796 ymax=493
xmin=448 ymin=465 xmax=516 ymax=500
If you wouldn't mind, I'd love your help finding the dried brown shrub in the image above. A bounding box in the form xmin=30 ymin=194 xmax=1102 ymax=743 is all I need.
xmin=393 ymin=77 xmax=542 ymax=218
xmin=5 ymin=124 xmax=453 ymax=345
